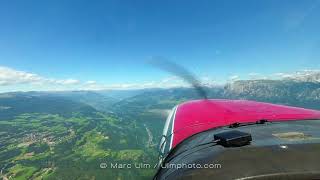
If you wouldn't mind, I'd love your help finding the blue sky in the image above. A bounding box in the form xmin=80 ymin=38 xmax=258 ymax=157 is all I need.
xmin=0 ymin=0 xmax=320 ymax=91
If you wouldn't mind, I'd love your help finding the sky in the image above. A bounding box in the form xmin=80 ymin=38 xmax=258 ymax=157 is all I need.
xmin=0 ymin=0 xmax=320 ymax=92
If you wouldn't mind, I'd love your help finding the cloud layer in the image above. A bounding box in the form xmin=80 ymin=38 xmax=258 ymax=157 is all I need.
xmin=1 ymin=66 xmax=320 ymax=92
xmin=0 ymin=66 xmax=82 ymax=87
xmin=0 ymin=66 xmax=194 ymax=92
xmin=272 ymin=70 xmax=320 ymax=82
xmin=0 ymin=66 xmax=43 ymax=86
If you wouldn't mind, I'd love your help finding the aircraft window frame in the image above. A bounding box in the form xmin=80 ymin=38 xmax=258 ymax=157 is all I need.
xmin=159 ymin=106 xmax=177 ymax=158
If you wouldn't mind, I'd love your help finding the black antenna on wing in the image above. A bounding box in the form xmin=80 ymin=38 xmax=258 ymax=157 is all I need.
xmin=148 ymin=57 xmax=207 ymax=99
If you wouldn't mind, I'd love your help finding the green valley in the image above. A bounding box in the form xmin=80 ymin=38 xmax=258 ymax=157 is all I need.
xmin=1 ymin=79 xmax=320 ymax=179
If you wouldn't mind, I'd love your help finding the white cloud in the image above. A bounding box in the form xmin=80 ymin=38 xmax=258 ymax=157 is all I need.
xmin=271 ymin=70 xmax=320 ymax=82
xmin=0 ymin=66 xmax=44 ymax=85
xmin=85 ymin=80 xmax=97 ymax=85
xmin=272 ymin=72 xmax=294 ymax=79
xmin=2 ymin=65 xmax=320 ymax=93
xmin=248 ymin=73 xmax=262 ymax=79
xmin=54 ymin=79 xmax=80 ymax=85
xmin=248 ymin=73 xmax=259 ymax=76
xmin=160 ymin=76 xmax=179 ymax=83
xmin=0 ymin=66 xmax=81 ymax=88
xmin=229 ymin=75 xmax=240 ymax=81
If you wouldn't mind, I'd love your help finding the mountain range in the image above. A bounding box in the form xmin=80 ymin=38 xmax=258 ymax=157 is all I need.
xmin=0 ymin=78 xmax=320 ymax=179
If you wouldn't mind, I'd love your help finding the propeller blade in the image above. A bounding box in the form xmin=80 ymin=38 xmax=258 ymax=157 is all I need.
xmin=148 ymin=57 xmax=207 ymax=99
